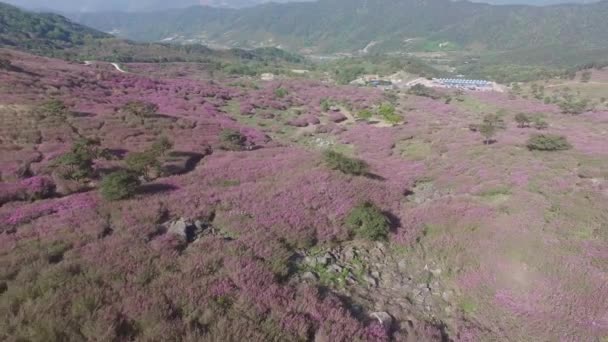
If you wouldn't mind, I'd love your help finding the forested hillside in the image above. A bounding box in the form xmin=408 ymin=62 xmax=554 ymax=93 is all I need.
xmin=69 ymin=0 xmax=608 ymax=56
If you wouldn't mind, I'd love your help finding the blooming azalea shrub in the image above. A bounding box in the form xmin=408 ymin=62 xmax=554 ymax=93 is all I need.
xmin=345 ymin=202 xmax=391 ymax=241
xmin=0 ymin=176 xmax=55 ymax=204
xmin=526 ymin=134 xmax=572 ymax=151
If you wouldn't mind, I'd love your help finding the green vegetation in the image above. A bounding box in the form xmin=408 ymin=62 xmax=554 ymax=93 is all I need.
xmin=407 ymin=84 xmax=441 ymax=100
xmin=0 ymin=56 xmax=12 ymax=70
xmin=36 ymin=99 xmax=69 ymax=119
xmin=100 ymin=170 xmax=141 ymax=201
xmin=514 ymin=113 xmax=531 ymax=128
xmin=121 ymin=100 xmax=159 ymax=118
xmin=345 ymin=202 xmax=390 ymax=241
xmin=323 ymin=150 xmax=369 ymax=176
xmin=0 ymin=2 xmax=110 ymax=54
xmin=558 ymin=96 xmax=590 ymax=115
xmin=378 ymin=103 xmax=401 ymax=124
xmin=478 ymin=113 xmax=506 ymax=144
xmin=527 ymin=134 xmax=572 ymax=151
xmin=532 ymin=116 xmax=549 ymax=130
xmin=274 ymin=87 xmax=288 ymax=99
xmin=356 ymin=109 xmax=373 ymax=120
xmin=53 ymin=138 xmax=107 ymax=180
xmin=219 ymin=129 xmax=247 ymax=151
xmin=125 ymin=137 xmax=173 ymax=180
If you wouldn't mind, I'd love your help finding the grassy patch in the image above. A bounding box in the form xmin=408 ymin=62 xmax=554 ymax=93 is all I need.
xmin=459 ymin=296 xmax=477 ymax=314
xmin=396 ymin=140 xmax=433 ymax=160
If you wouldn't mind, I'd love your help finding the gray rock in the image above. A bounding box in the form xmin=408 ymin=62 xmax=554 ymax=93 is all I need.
xmin=168 ymin=218 xmax=189 ymax=238
xmin=328 ymin=264 xmax=343 ymax=273
xmin=302 ymin=271 xmax=318 ymax=282
xmin=316 ymin=253 xmax=334 ymax=266
xmin=344 ymin=247 xmax=357 ymax=260
xmin=304 ymin=256 xmax=317 ymax=266
xmin=364 ymin=274 xmax=378 ymax=287
xmin=371 ymin=312 xmax=393 ymax=326
xmin=166 ymin=217 xmax=205 ymax=242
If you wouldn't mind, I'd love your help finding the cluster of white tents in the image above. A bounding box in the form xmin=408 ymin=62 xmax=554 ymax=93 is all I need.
xmin=433 ymin=78 xmax=491 ymax=87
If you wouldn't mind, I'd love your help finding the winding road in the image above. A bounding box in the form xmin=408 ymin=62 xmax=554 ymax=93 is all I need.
xmin=83 ymin=61 xmax=127 ymax=73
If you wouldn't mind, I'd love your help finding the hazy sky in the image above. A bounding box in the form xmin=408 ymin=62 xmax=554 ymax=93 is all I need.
xmin=3 ymin=0 xmax=599 ymax=12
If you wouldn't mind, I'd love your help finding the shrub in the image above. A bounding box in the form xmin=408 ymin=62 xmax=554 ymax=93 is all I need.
xmin=559 ymin=97 xmax=590 ymax=115
xmin=37 ymin=99 xmax=68 ymax=119
xmin=378 ymin=103 xmax=401 ymax=124
xmin=514 ymin=113 xmax=531 ymax=128
xmin=320 ymin=98 xmax=332 ymax=112
xmin=274 ymin=87 xmax=288 ymax=98
xmin=345 ymin=202 xmax=390 ymax=241
xmin=323 ymin=150 xmax=369 ymax=176
xmin=532 ymin=116 xmax=549 ymax=130
xmin=526 ymin=134 xmax=572 ymax=151
xmin=408 ymin=84 xmax=438 ymax=99
xmin=121 ymin=100 xmax=159 ymax=118
xmin=0 ymin=56 xmax=11 ymax=70
xmin=100 ymin=170 xmax=141 ymax=201
xmin=219 ymin=129 xmax=246 ymax=151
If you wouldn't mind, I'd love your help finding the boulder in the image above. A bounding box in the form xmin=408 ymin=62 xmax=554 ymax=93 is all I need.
xmin=371 ymin=312 xmax=393 ymax=327
xmin=166 ymin=217 xmax=207 ymax=242
xmin=328 ymin=112 xmax=347 ymax=123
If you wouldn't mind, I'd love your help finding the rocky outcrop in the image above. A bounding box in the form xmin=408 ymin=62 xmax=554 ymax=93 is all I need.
xmin=294 ymin=241 xmax=458 ymax=339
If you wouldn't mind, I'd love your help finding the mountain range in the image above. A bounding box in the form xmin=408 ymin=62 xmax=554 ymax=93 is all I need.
xmin=1 ymin=0 xmax=314 ymax=12
xmin=67 ymin=0 xmax=608 ymax=56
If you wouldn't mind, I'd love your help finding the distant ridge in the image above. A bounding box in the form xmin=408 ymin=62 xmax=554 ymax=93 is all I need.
xmin=67 ymin=0 xmax=608 ymax=57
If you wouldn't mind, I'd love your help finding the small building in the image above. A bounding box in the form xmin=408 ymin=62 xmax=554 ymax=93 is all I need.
xmin=432 ymin=78 xmax=492 ymax=91
xmin=260 ymin=73 xmax=275 ymax=81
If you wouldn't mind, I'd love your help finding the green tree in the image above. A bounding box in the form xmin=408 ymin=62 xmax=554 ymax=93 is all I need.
xmin=477 ymin=113 xmax=506 ymax=144
xmin=514 ymin=113 xmax=531 ymax=128
xmin=125 ymin=137 xmax=173 ymax=180
xmin=151 ymin=136 xmax=173 ymax=157
xmin=53 ymin=138 xmax=107 ymax=180
xmin=323 ymin=150 xmax=369 ymax=176
xmin=345 ymin=202 xmax=390 ymax=241
xmin=100 ymin=170 xmax=141 ymax=201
